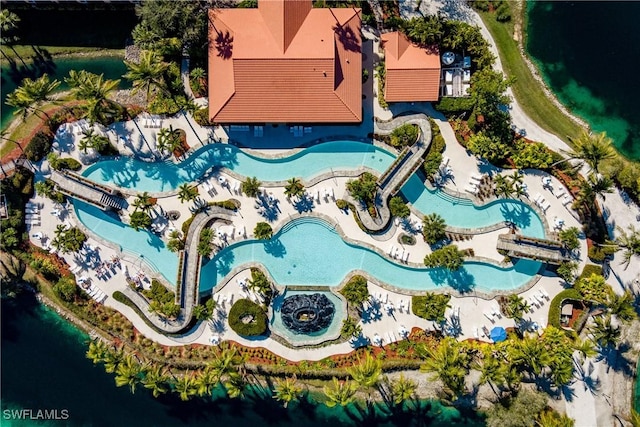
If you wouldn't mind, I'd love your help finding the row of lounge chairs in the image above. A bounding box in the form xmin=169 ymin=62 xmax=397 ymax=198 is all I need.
xmin=388 ymin=245 xmax=410 ymax=263
xmin=532 ymin=193 xmax=551 ymax=212
xmin=464 ymin=173 xmax=486 ymax=196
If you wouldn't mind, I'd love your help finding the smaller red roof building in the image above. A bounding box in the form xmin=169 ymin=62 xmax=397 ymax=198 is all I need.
xmin=380 ymin=31 xmax=441 ymax=102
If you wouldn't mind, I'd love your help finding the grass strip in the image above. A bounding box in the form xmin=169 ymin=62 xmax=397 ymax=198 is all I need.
xmin=477 ymin=11 xmax=582 ymax=143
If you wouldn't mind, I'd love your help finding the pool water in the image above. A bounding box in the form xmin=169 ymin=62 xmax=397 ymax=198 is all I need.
xmin=402 ymin=175 xmax=545 ymax=238
xmin=82 ymin=141 xmax=393 ymax=192
xmin=73 ymin=201 xmax=178 ymax=285
xmin=199 ymin=217 xmax=542 ymax=294
xmin=270 ymin=289 xmax=345 ymax=346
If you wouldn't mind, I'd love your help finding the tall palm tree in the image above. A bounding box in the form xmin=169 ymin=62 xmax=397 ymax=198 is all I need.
xmin=224 ymin=370 xmax=247 ymax=399
xmin=615 ymin=225 xmax=640 ymax=270
xmin=422 ymin=213 xmax=447 ymax=245
xmin=157 ymin=125 xmax=182 ymax=154
xmin=103 ymin=348 xmax=124 ymax=374
xmin=589 ymin=314 xmax=621 ymax=349
xmin=573 ymin=338 xmax=597 ymax=364
xmin=124 ymin=50 xmax=169 ymax=99
xmin=284 ymin=177 xmax=305 ymax=200
xmin=566 ymin=129 xmax=616 ymax=173
xmin=114 ymin=354 xmax=145 ymax=394
xmin=390 ymin=374 xmax=417 ymax=406
xmin=6 ymin=74 xmax=60 ymax=121
xmin=508 ymin=337 xmax=551 ymax=378
xmin=241 ymin=176 xmax=262 ymax=198
xmin=142 ymin=364 xmax=170 ymax=397
xmin=323 ymin=378 xmax=357 ymax=408
xmin=177 ymin=183 xmax=198 ymax=203
xmin=575 ymin=173 xmax=613 ymax=205
xmin=207 ymin=346 xmax=245 ymax=385
xmin=473 ymin=348 xmax=507 ymax=397
xmin=65 ymin=70 xmax=121 ymax=124
xmin=194 ymin=368 xmax=218 ymax=398
xmin=608 ymin=291 xmax=637 ymax=322
xmin=347 ymin=352 xmax=382 ymax=392
xmin=419 ymin=337 xmax=470 ymax=398
xmin=174 ymin=371 xmax=199 ymax=401
xmin=273 ymin=375 xmax=303 ymax=408
xmin=85 ymin=339 xmax=109 ymax=365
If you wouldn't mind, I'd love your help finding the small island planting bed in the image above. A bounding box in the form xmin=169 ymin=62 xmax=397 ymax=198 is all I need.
xmin=228 ymin=298 xmax=268 ymax=337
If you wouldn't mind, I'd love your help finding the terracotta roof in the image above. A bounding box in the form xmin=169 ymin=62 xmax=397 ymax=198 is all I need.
xmin=381 ymin=31 xmax=441 ymax=102
xmin=208 ymin=1 xmax=362 ymax=123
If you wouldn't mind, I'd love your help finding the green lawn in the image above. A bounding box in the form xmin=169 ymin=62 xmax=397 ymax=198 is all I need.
xmin=478 ymin=11 xmax=583 ymax=144
xmin=0 ymin=46 xmax=123 ymax=64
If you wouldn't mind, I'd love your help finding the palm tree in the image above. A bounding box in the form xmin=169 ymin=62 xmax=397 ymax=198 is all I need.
xmin=473 ymin=348 xmax=507 ymax=397
xmin=133 ymin=192 xmax=154 ymax=213
xmin=273 ymin=375 xmax=302 ymax=408
xmin=142 ymin=364 xmax=170 ymax=397
xmin=241 ymin=176 xmax=262 ymax=198
xmin=573 ymin=338 xmax=597 ymax=363
xmin=124 ymin=50 xmax=169 ymax=99
xmin=284 ymin=177 xmax=305 ymax=200
xmin=177 ymin=183 xmax=198 ymax=203
xmin=566 ymin=129 xmax=616 ymax=173
xmin=79 ymin=128 xmax=109 ymax=154
xmin=114 ymin=354 xmax=145 ymax=394
xmin=536 ymin=410 xmax=575 ymax=427
xmin=323 ymin=378 xmax=357 ymax=408
xmin=419 ymin=337 xmax=470 ymax=398
xmin=65 ymin=70 xmax=121 ymax=124
xmin=194 ymin=368 xmax=218 ymax=398
xmin=207 ymin=346 xmax=244 ymax=385
xmin=508 ymin=337 xmax=551 ymax=378
xmin=390 ymin=374 xmax=417 ymax=406
xmin=103 ymin=348 xmax=124 ymax=374
xmin=615 ymin=225 xmax=640 ymax=270
xmin=608 ymin=291 xmax=637 ymax=322
xmin=589 ymin=314 xmax=621 ymax=349
xmin=224 ymin=371 xmax=247 ymax=399
xmin=6 ymin=74 xmax=60 ymax=121
xmin=422 ymin=213 xmax=447 ymax=245
xmin=493 ymin=174 xmax=513 ymax=199
xmin=253 ymin=222 xmax=273 ymax=240
xmin=157 ymin=125 xmax=183 ymax=155
xmin=347 ymin=352 xmax=382 ymax=391
xmin=86 ymin=339 xmax=109 ymax=365
xmin=576 ymin=173 xmax=613 ymax=205
xmin=174 ymin=371 xmax=199 ymax=401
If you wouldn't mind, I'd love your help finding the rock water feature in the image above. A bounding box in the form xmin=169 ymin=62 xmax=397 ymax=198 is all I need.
xmin=280 ymin=293 xmax=335 ymax=334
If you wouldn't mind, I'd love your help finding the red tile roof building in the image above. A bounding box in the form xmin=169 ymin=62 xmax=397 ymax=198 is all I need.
xmin=380 ymin=31 xmax=441 ymax=102
xmin=208 ymin=0 xmax=362 ymax=123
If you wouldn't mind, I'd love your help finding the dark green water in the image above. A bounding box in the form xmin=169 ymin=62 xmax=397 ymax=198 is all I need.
xmin=1 ymin=55 xmax=129 ymax=130
xmin=1 ymin=294 xmax=485 ymax=427
xmin=526 ymin=1 xmax=640 ymax=161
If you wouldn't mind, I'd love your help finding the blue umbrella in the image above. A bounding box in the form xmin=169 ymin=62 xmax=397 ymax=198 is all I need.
xmin=490 ymin=326 xmax=507 ymax=342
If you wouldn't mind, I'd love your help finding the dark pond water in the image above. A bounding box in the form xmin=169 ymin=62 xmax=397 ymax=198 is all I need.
xmin=526 ymin=1 xmax=640 ymax=160
xmin=1 ymin=293 xmax=485 ymax=427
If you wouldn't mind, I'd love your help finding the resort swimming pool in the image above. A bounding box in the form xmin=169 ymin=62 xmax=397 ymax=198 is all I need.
xmin=402 ymin=175 xmax=545 ymax=238
xmin=82 ymin=141 xmax=393 ymax=192
xmin=73 ymin=201 xmax=178 ymax=285
xmin=199 ymin=217 xmax=542 ymax=294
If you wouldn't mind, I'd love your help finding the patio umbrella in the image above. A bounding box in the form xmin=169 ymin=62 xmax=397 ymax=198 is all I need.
xmin=490 ymin=326 xmax=507 ymax=342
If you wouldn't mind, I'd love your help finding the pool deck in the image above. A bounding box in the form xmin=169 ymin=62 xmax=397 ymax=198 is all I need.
xmin=27 ymin=102 xmax=593 ymax=357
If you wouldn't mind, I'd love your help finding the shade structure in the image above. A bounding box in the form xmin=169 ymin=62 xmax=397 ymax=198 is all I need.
xmin=490 ymin=326 xmax=507 ymax=342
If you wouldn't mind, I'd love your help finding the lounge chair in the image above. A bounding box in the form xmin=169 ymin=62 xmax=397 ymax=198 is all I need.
xmin=562 ymin=195 xmax=572 ymax=206
xmin=464 ymin=184 xmax=478 ymax=195
xmin=540 ymin=288 xmax=550 ymax=299
xmin=483 ymin=311 xmax=494 ymax=322
xmin=473 ymin=327 xmax=479 ymax=339
xmin=540 ymin=200 xmax=551 ymax=212
xmin=555 ymin=189 xmax=566 ymax=198
xmin=532 ymin=193 xmax=542 ymax=204
xmin=402 ymin=251 xmax=409 ymax=263
xmin=388 ymin=245 xmax=395 ymax=256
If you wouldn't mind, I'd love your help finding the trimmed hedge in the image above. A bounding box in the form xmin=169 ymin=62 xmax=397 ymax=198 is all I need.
xmin=228 ymin=298 xmax=268 ymax=336
xmin=578 ymin=264 xmax=603 ymax=281
xmin=548 ymin=288 xmax=582 ymax=329
xmin=209 ymin=199 xmax=240 ymax=211
xmin=25 ymin=131 xmax=53 ymax=161
xmin=54 ymin=157 xmax=82 ymax=171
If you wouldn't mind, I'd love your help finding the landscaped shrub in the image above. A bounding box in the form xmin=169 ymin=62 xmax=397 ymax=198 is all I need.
xmin=434 ymin=97 xmax=475 ymax=116
xmin=228 ymin=298 xmax=268 ymax=336
xmin=340 ymin=275 xmax=369 ymax=310
xmin=336 ymin=199 xmax=348 ymax=210
xmin=54 ymin=276 xmax=77 ymax=302
xmin=390 ymin=124 xmax=419 ymax=148
xmin=181 ymin=215 xmax=195 ymax=235
xmin=548 ymin=288 xmax=582 ymax=329
xmin=209 ymin=199 xmax=240 ymax=211
xmin=143 ymin=279 xmax=175 ymax=304
xmin=588 ymin=245 xmax=606 ymax=263
xmin=412 ymin=293 xmax=451 ymax=322
xmin=578 ymin=264 xmax=603 ymax=281
xmin=389 ymin=196 xmax=410 ymax=218
xmin=53 ymin=157 xmax=82 ymax=171
xmin=25 ymin=131 xmax=53 ymax=162
xmin=423 ymin=129 xmax=446 ymax=178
